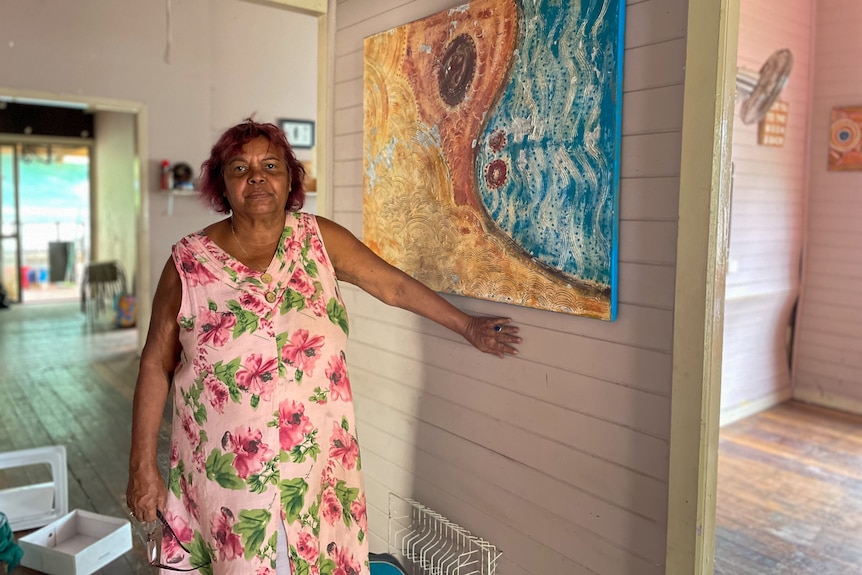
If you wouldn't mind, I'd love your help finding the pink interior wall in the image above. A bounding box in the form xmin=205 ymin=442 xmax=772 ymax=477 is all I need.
xmin=720 ymin=0 xmax=815 ymax=424
xmin=792 ymin=1 xmax=862 ymax=413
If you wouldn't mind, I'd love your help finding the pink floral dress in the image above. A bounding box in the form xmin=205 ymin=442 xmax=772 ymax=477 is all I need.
xmin=161 ymin=212 xmax=368 ymax=575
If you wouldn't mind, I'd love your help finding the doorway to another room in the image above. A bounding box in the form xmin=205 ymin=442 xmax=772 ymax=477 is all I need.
xmin=0 ymin=98 xmax=141 ymax=332
xmin=713 ymin=0 xmax=862 ymax=573
xmin=1 ymin=141 xmax=91 ymax=304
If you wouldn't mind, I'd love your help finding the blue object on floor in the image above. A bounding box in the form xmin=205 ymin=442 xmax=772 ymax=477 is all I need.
xmin=370 ymin=552 xmax=407 ymax=575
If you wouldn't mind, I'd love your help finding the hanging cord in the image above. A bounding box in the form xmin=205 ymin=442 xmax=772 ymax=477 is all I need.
xmin=164 ymin=0 xmax=173 ymax=64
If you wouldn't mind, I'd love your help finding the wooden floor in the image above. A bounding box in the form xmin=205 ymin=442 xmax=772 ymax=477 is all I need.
xmin=2 ymin=304 xmax=861 ymax=574
xmin=715 ymin=401 xmax=862 ymax=575
xmin=0 ymin=302 xmax=159 ymax=574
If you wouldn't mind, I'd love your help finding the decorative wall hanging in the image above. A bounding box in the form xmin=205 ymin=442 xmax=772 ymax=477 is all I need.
xmin=362 ymin=0 xmax=625 ymax=320
xmin=758 ymin=100 xmax=789 ymax=147
xmin=828 ymin=106 xmax=862 ymax=171
xmin=280 ymin=119 xmax=315 ymax=149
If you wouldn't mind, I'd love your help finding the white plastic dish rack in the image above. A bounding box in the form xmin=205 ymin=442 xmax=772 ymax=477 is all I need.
xmin=387 ymin=493 xmax=501 ymax=575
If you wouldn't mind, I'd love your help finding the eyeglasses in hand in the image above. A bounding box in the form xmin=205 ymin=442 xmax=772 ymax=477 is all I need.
xmin=132 ymin=510 xmax=212 ymax=572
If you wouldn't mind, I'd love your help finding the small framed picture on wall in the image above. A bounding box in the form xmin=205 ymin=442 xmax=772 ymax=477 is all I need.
xmin=279 ymin=119 xmax=315 ymax=149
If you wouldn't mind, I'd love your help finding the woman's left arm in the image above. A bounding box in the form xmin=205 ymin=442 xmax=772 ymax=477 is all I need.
xmin=318 ymin=217 xmax=520 ymax=357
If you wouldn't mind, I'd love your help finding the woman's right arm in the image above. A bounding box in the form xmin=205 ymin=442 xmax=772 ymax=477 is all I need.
xmin=126 ymin=257 xmax=182 ymax=522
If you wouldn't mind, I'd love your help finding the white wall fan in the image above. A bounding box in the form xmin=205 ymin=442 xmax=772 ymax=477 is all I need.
xmin=736 ymin=48 xmax=794 ymax=124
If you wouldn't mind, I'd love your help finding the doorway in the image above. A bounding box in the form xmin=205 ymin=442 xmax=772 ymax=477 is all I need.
xmin=0 ymin=141 xmax=91 ymax=304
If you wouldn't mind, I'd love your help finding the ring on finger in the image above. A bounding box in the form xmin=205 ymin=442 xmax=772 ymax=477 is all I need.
xmin=494 ymin=324 xmax=502 ymax=332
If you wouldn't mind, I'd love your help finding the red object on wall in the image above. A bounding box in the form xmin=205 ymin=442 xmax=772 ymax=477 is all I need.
xmin=160 ymin=159 xmax=171 ymax=190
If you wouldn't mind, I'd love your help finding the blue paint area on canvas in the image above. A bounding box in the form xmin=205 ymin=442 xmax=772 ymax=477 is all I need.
xmin=476 ymin=0 xmax=622 ymax=289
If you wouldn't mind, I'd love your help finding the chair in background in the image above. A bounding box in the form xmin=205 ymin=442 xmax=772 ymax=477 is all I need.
xmin=80 ymin=261 xmax=127 ymax=322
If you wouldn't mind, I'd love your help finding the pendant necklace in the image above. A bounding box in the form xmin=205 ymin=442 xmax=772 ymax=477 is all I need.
xmin=230 ymin=219 xmax=269 ymax=272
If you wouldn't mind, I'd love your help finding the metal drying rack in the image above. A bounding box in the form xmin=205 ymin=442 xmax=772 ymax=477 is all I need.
xmin=387 ymin=493 xmax=501 ymax=575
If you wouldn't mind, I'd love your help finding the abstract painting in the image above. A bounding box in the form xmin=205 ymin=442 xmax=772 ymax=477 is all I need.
xmin=363 ymin=0 xmax=625 ymax=320
xmin=829 ymin=106 xmax=862 ymax=171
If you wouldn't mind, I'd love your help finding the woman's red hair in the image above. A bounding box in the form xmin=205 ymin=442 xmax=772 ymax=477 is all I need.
xmin=199 ymin=119 xmax=306 ymax=213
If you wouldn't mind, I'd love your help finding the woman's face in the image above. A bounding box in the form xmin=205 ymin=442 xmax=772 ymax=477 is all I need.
xmin=223 ymin=136 xmax=290 ymax=217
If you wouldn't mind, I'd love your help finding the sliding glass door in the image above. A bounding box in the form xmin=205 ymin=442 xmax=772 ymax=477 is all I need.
xmin=0 ymin=142 xmax=91 ymax=304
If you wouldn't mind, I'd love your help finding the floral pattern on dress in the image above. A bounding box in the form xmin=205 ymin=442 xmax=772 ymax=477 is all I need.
xmin=162 ymin=212 xmax=367 ymax=575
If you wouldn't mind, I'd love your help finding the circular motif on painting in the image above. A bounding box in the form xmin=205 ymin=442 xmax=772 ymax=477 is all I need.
xmin=438 ymin=34 xmax=477 ymax=107
xmin=831 ymin=118 xmax=862 ymax=154
xmin=488 ymin=129 xmax=507 ymax=153
xmin=484 ymin=159 xmax=508 ymax=190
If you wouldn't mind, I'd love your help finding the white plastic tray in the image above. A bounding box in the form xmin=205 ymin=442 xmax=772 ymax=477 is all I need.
xmin=19 ymin=509 xmax=132 ymax=575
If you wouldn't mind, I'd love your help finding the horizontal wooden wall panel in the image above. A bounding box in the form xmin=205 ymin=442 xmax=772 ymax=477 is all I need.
xmin=797 ymin=313 xmax=862 ymax=341
xmin=344 ymin=299 xmax=674 ymax=397
xmin=802 ymin=274 xmax=862 ymax=297
xmin=795 ymin=356 xmax=862 ymax=386
xmin=799 ymin=287 xmax=862 ymax=313
xmin=334 ymin=49 xmax=363 ymax=83
xmin=333 ymin=184 xmax=362 ymax=212
xmin=798 ymin=338 xmax=862 ymax=371
xmin=731 ymin=172 xmax=807 ymax=193
xmin=619 ymin=176 xmax=680 ymax=220
xmin=618 ymin=262 xmax=676 ymax=309
xmin=619 ymin=221 xmax=678 ymax=264
xmin=805 ymin=258 xmax=862 ymax=282
xmin=334 ymin=104 xmax=362 ymax=135
xmin=622 ymin=39 xmax=686 ymax=90
xmin=623 ymin=0 xmax=685 ymax=47
xmin=621 ymin=133 xmax=683 ymax=177
xmin=348 ymin=349 xmax=670 ymax=479
xmin=355 ymin=414 xmax=667 ymax=569
xmin=354 ymin=396 xmax=667 ymax=539
xmin=333 ymin=132 xmax=362 ymax=161
xmin=342 ymin=284 xmax=672 ymax=350
xmin=808 ymin=197 xmax=862 ymax=215
xmin=334 ymin=77 xmax=363 ymax=107
xmin=796 ymin=340 xmax=862 ymax=369
xmin=621 ymin=87 xmax=684 ymax=135
xmin=806 ymin=225 xmax=862 ymax=246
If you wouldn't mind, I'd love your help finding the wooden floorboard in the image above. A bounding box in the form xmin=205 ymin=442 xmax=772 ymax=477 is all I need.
xmin=0 ymin=302 xmax=154 ymax=574
xmin=716 ymin=401 xmax=862 ymax=575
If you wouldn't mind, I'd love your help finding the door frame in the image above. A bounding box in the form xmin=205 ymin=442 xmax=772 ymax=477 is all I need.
xmin=665 ymin=1 xmax=739 ymax=573
xmin=0 ymin=89 xmax=147 ymax=333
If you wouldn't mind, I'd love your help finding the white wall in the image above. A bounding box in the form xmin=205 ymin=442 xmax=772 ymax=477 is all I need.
xmin=719 ymin=0 xmax=814 ymax=424
xmin=0 ymin=0 xmax=318 ymax=296
xmin=793 ymin=0 xmax=862 ymax=413
xmin=335 ymin=1 xmax=685 ymax=573
xmin=93 ymin=111 xmax=137 ymax=287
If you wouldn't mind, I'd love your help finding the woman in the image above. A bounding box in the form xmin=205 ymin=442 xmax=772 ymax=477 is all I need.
xmin=126 ymin=120 xmax=520 ymax=575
